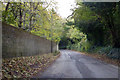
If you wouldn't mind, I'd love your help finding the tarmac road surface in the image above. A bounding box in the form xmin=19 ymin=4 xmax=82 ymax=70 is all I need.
xmin=34 ymin=50 xmax=119 ymax=79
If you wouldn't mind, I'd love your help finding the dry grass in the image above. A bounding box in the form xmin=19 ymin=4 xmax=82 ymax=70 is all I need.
xmin=71 ymin=50 xmax=120 ymax=67
xmin=82 ymin=52 xmax=119 ymax=66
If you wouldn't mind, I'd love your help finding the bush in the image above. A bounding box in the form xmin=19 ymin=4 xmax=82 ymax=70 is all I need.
xmin=66 ymin=41 xmax=92 ymax=52
xmin=107 ymin=48 xmax=120 ymax=59
xmin=89 ymin=46 xmax=120 ymax=59
xmin=65 ymin=40 xmax=120 ymax=60
xmin=53 ymin=50 xmax=60 ymax=56
xmin=98 ymin=46 xmax=112 ymax=54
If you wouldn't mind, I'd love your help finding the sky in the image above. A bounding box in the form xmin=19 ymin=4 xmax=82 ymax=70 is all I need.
xmin=54 ymin=0 xmax=76 ymax=18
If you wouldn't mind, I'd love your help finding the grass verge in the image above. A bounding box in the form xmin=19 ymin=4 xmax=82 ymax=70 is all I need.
xmin=71 ymin=50 xmax=120 ymax=67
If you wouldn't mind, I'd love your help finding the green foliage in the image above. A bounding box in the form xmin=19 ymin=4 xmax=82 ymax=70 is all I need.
xmin=53 ymin=50 xmax=60 ymax=56
xmin=83 ymin=2 xmax=120 ymax=48
xmin=2 ymin=1 xmax=120 ymax=54
xmin=69 ymin=2 xmax=120 ymax=48
xmin=2 ymin=11 xmax=15 ymax=24
xmin=72 ymin=3 xmax=105 ymax=46
xmin=60 ymin=2 xmax=120 ymax=60
xmin=97 ymin=46 xmax=112 ymax=54
xmin=2 ymin=2 xmax=64 ymax=43
xmin=66 ymin=39 xmax=91 ymax=52
xmin=88 ymin=46 xmax=120 ymax=59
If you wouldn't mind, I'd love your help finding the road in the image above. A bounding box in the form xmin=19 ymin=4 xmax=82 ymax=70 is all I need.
xmin=34 ymin=50 xmax=119 ymax=79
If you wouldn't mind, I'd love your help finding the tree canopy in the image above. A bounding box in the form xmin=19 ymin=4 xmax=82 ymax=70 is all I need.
xmin=69 ymin=2 xmax=120 ymax=48
xmin=2 ymin=1 xmax=64 ymax=43
xmin=2 ymin=1 xmax=120 ymax=49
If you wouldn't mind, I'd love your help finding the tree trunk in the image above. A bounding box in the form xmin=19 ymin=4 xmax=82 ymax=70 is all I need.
xmin=110 ymin=26 xmax=120 ymax=48
xmin=5 ymin=2 xmax=10 ymax=11
xmin=4 ymin=2 xmax=10 ymax=22
xmin=23 ymin=2 xmax=26 ymax=29
xmin=107 ymin=15 xmax=120 ymax=48
xmin=18 ymin=2 xmax=22 ymax=28
xmin=29 ymin=2 xmax=32 ymax=30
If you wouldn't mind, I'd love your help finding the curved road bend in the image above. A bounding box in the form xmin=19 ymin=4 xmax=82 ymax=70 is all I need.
xmin=34 ymin=50 xmax=119 ymax=79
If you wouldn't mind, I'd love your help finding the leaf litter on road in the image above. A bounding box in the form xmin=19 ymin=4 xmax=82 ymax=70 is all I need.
xmin=2 ymin=53 xmax=60 ymax=78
